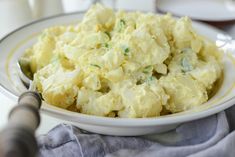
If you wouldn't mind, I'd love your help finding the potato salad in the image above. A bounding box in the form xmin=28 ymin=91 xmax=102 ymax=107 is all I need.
xmin=21 ymin=4 xmax=222 ymax=118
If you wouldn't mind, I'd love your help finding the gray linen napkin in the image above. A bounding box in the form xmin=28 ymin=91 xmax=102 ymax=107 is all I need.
xmin=37 ymin=105 xmax=235 ymax=157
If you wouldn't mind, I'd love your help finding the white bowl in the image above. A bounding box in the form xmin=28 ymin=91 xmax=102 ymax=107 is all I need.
xmin=0 ymin=12 xmax=235 ymax=136
xmin=157 ymin=0 xmax=235 ymax=22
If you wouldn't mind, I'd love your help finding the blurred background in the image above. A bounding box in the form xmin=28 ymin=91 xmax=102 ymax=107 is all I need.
xmin=1 ymin=0 xmax=234 ymax=38
xmin=0 ymin=0 xmax=157 ymax=38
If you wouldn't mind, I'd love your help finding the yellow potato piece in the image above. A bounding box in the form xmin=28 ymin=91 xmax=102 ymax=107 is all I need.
xmin=159 ymin=73 xmax=208 ymax=113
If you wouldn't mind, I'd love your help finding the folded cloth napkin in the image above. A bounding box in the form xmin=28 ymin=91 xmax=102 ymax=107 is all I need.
xmin=37 ymin=105 xmax=235 ymax=157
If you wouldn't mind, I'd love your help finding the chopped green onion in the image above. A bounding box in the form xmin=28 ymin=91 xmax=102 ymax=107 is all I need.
xmin=145 ymin=76 xmax=155 ymax=84
xmin=118 ymin=19 xmax=126 ymax=32
xmin=90 ymin=64 xmax=101 ymax=69
xmin=181 ymin=57 xmax=193 ymax=72
xmin=124 ymin=47 xmax=129 ymax=53
xmin=104 ymin=31 xmax=111 ymax=39
xmin=121 ymin=46 xmax=130 ymax=56
xmin=148 ymin=76 xmax=154 ymax=81
xmin=134 ymin=23 xmax=136 ymax=29
xmin=124 ymin=47 xmax=129 ymax=56
xmin=104 ymin=43 xmax=109 ymax=48
xmin=143 ymin=65 xmax=153 ymax=74
xmin=120 ymin=19 xmax=126 ymax=25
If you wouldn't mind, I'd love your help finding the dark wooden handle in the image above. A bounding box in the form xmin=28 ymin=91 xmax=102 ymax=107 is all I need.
xmin=0 ymin=91 xmax=41 ymax=157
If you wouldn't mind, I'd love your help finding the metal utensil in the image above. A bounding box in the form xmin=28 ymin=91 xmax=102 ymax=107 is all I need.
xmin=17 ymin=58 xmax=32 ymax=88
xmin=0 ymin=60 xmax=41 ymax=157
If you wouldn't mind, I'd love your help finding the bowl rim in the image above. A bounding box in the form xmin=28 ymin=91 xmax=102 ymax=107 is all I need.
xmin=0 ymin=11 xmax=235 ymax=127
xmin=41 ymin=96 xmax=235 ymax=127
